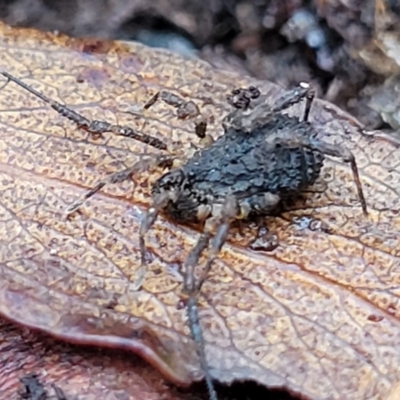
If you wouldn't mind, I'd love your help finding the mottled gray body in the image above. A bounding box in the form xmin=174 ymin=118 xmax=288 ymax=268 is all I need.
xmin=153 ymin=113 xmax=324 ymax=222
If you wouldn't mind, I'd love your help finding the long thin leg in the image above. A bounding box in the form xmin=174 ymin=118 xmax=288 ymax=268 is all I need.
xmin=183 ymin=230 xmax=216 ymax=400
xmin=182 ymin=232 xmax=212 ymax=294
xmin=196 ymin=202 xmax=237 ymax=292
xmin=225 ymin=82 xmax=315 ymax=132
xmin=0 ymin=71 xmax=167 ymax=150
xmin=177 ymin=226 xmax=215 ymax=398
xmin=135 ymin=189 xmax=175 ymax=289
xmin=187 ymin=296 xmax=217 ymax=400
xmin=183 ymin=196 xmax=239 ymax=294
xmin=182 ymin=196 xmax=239 ymax=400
xmin=179 ymin=229 xmax=216 ymax=399
xmin=271 ymin=82 xmax=316 ymax=121
xmin=144 ymin=90 xmax=209 ymax=142
xmin=65 ymin=154 xmax=174 ymax=214
xmin=310 ymin=139 xmax=368 ymax=215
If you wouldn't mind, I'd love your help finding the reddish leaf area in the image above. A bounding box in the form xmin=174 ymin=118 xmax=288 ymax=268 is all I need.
xmin=0 ymin=318 xmax=188 ymax=399
xmin=0 ymin=21 xmax=400 ymax=400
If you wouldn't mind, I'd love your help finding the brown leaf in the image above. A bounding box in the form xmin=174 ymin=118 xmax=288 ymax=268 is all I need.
xmin=0 ymin=318 xmax=187 ymax=399
xmin=0 ymin=21 xmax=400 ymax=400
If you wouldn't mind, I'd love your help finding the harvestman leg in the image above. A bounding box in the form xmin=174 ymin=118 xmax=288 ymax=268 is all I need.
xmin=65 ymin=154 xmax=174 ymax=214
xmin=144 ymin=90 xmax=212 ymax=145
xmin=0 ymin=72 xmax=218 ymax=213
xmin=271 ymin=82 xmax=316 ymax=122
xmin=272 ymin=82 xmax=367 ymax=215
xmin=225 ymin=82 xmax=316 ymax=131
xmin=181 ymin=196 xmax=239 ymax=400
xmin=269 ymin=84 xmax=368 ymax=214
xmin=308 ymin=138 xmax=368 ymax=215
xmin=227 ymin=82 xmax=314 ymax=119
xmin=134 ymin=179 xmax=183 ymax=289
xmin=0 ymin=72 xmax=187 ymax=286
xmin=182 ymin=192 xmax=280 ymax=400
xmin=0 ymin=71 xmax=168 ymax=150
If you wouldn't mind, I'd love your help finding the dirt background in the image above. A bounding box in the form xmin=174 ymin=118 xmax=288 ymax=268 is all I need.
xmin=1 ymin=0 xmax=400 ymax=131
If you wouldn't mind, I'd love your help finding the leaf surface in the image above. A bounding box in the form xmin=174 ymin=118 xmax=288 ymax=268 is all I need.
xmin=0 ymin=318 xmax=188 ymax=399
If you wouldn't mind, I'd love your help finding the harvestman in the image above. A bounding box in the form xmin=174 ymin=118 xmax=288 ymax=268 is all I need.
xmin=1 ymin=71 xmax=368 ymax=400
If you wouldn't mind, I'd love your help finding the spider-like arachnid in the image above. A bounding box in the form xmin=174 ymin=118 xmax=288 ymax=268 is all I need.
xmin=1 ymin=71 xmax=367 ymax=400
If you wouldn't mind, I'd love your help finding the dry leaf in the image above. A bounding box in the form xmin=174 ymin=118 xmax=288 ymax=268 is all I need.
xmin=0 ymin=21 xmax=400 ymax=400
xmin=0 ymin=318 xmax=188 ymax=399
